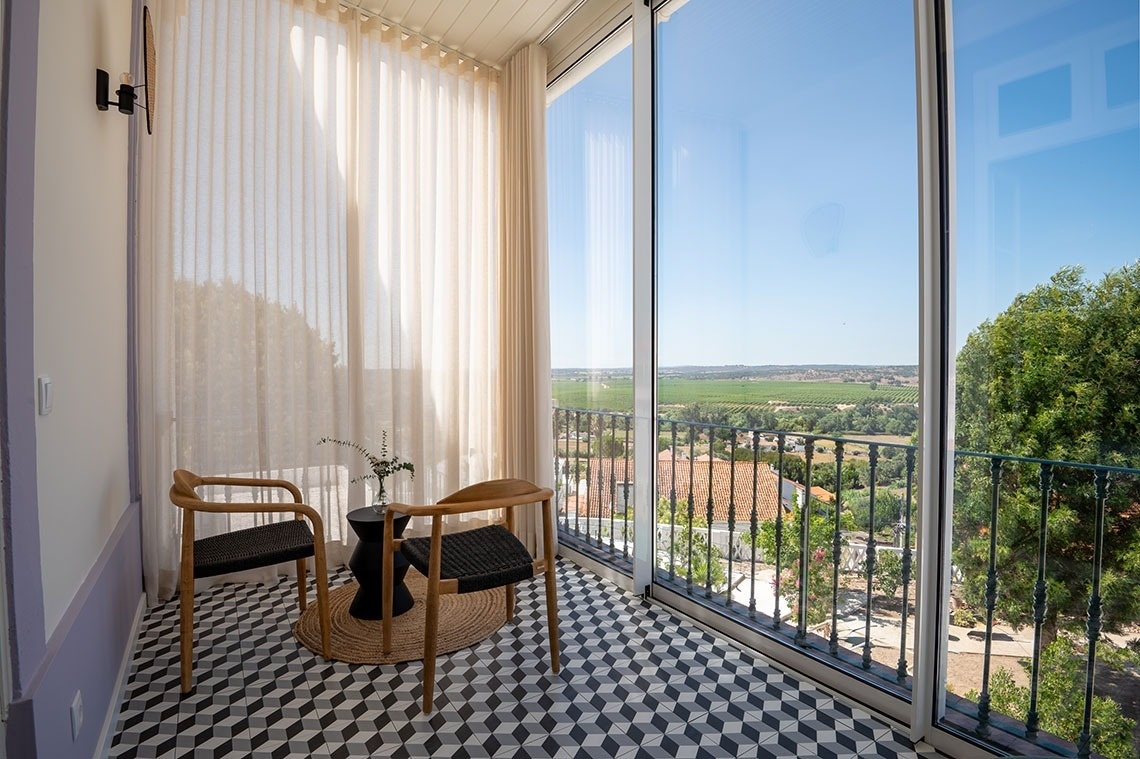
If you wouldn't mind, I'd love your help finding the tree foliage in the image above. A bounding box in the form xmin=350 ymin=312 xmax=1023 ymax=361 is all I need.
xmin=954 ymin=265 xmax=1140 ymax=637
xmin=966 ymin=637 xmax=1136 ymax=759
xmin=847 ymin=490 xmax=904 ymax=536
xmin=656 ymin=498 xmax=727 ymax=590
xmin=175 ymin=277 xmax=346 ymax=474
xmin=754 ymin=505 xmax=854 ymax=625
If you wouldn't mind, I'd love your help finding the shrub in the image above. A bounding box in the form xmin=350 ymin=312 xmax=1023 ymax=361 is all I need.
xmin=965 ymin=637 xmax=1136 ymax=759
xmin=874 ymin=551 xmax=904 ymax=599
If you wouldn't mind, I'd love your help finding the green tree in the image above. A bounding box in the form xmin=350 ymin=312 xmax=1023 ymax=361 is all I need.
xmin=754 ymin=504 xmax=853 ymax=626
xmin=760 ymin=451 xmax=806 ymax=485
xmin=954 ymin=265 xmax=1140 ymax=641
xmin=596 ymin=434 xmax=627 ymax=458
xmin=966 ymin=637 xmax=1136 ymax=759
xmin=847 ymin=490 xmax=903 ymax=536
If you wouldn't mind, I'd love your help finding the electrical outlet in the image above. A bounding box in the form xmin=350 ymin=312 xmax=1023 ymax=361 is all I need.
xmin=70 ymin=690 xmax=83 ymax=740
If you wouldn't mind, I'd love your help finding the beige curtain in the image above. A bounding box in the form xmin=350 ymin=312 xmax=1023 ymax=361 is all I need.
xmin=498 ymin=44 xmax=556 ymax=557
xmin=137 ymin=0 xmax=501 ymax=602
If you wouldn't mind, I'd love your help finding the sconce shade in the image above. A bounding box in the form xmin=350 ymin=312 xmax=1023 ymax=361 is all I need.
xmin=94 ymin=5 xmax=156 ymax=135
xmin=95 ymin=69 xmax=135 ymax=114
xmin=144 ymin=5 xmax=155 ymax=135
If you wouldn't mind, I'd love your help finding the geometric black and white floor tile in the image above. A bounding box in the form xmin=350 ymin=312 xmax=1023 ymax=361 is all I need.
xmin=110 ymin=560 xmax=920 ymax=758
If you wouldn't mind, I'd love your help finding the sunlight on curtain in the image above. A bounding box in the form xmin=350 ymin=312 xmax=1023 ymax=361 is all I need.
xmin=498 ymin=44 xmax=555 ymax=556
xmin=138 ymin=0 xmax=500 ymax=602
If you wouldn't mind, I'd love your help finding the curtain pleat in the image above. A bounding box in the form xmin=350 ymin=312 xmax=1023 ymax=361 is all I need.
xmin=138 ymin=0 xmax=502 ymax=603
xmin=498 ymin=44 xmax=556 ymax=558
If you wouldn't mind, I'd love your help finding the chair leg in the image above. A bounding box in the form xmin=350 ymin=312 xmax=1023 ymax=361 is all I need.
xmin=423 ymin=573 xmax=440 ymax=713
xmin=541 ymin=498 xmax=561 ymax=674
xmin=296 ymin=557 xmax=308 ymax=611
xmin=179 ymin=571 xmax=194 ymax=693
xmin=422 ymin=516 xmax=443 ymax=713
xmin=382 ymin=531 xmax=394 ymax=656
xmin=544 ymin=560 xmax=561 ymax=674
xmin=313 ymin=545 xmax=331 ymax=660
xmin=505 ymin=583 xmax=516 ymax=621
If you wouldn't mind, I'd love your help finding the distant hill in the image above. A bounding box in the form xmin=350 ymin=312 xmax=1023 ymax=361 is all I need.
xmin=554 ymin=364 xmax=919 ymax=386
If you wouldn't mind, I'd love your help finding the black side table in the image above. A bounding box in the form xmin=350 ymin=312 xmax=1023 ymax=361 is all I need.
xmin=346 ymin=508 xmax=414 ymax=619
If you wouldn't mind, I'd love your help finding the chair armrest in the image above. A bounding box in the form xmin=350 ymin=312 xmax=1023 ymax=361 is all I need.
xmin=170 ymin=492 xmax=325 ymax=539
xmin=169 ymin=470 xmax=327 ymax=542
xmin=387 ymin=488 xmax=554 ymax=519
xmin=194 ymin=474 xmax=303 ymax=503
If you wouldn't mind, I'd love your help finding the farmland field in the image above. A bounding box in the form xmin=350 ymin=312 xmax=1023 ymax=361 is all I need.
xmin=552 ymin=378 xmax=918 ymax=413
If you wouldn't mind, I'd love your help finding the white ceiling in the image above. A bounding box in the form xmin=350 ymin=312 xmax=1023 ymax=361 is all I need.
xmin=344 ymin=0 xmax=585 ymax=69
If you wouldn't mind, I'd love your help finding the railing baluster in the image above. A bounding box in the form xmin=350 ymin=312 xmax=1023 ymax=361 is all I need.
xmin=774 ymin=433 xmax=786 ymax=629
xmin=796 ymin=438 xmax=815 ymax=646
xmin=564 ymin=409 xmax=573 ymax=533
xmin=897 ymin=447 xmax=916 ymax=683
xmin=863 ymin=445 xmax=879 ymax=669
xmin=670 ymin=421 xmax=678 ymax=581
xmin=623 ymin=415 xmax=631 ymax=560
xmin=977 ymin=457 xmax=1003 ymax=736
xmin=1026 ymin=462 xmax=1053 ymax=737
xmin=585 ymin=413 xmax=594 ymax=546
xmin=706 ymin=425 xmax=715 ymax=599
xmin=728 ymin=430 xmax=737 ymax=608
xmin=574 ymin=411 xmax=582 ymax=539
xmin=609 ymin=413 xmax=617 ymax=556
xmin=749 ymin=431 xmax=759 ymax=619
xmin=830 ymin=442 xmax=845 ymax=656
xmin=1077 ymin=469 xmax=1110 ymax=759
xmin=687 ymin=427 xmax=696 ymax=594
xmin=550 ymin=406 xmax=1140 ymax=756
xmin=554 ymin=410 xmax=563 ymax=528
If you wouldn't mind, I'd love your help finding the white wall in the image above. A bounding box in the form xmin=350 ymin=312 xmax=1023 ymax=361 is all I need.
xmin=33 ymin=0 xmax=132 ymax=637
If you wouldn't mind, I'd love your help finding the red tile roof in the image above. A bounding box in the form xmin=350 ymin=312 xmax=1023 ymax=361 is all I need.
xmin=562 ymin=457 xmax=794 ymax=524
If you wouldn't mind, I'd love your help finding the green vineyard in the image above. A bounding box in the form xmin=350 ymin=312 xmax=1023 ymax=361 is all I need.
xmin=552 ymin=378 xmax=918 ymax=413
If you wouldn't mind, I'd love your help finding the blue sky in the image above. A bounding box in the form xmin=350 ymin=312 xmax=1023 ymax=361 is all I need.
xmin=547 ymin=0 xmax=1139 ymax=370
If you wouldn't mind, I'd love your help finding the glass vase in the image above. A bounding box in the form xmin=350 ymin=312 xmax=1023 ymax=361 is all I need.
xmin=371 ymin=480 xmax=389 ymax=515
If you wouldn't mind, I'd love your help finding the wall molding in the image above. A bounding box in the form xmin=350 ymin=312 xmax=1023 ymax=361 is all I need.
xmin=95 ymin=589 xmax=145 ymax=759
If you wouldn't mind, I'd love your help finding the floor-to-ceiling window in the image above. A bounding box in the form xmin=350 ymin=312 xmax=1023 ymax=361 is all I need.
xmin=947 ymin=2 xmax=1140 ymax=757
xmin=653 ymin=0 xmax=922 ymax=713
xmin=547 ymin=32 xmax=635 ymax=568
xmin=546 ymin=1 xmax=1139 ymax=755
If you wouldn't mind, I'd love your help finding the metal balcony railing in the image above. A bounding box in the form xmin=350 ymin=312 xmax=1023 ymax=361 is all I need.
xmin=553 ymin=406 xmax=1140 ymax=759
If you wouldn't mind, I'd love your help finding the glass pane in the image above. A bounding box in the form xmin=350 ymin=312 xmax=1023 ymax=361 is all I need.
xmin=949 ymin=1 xmax=1140 ymax=756
xmin=547 ymin=42 xmax=634 ymax=566
xmin=655 ymin=0 xmax=919 ymax=696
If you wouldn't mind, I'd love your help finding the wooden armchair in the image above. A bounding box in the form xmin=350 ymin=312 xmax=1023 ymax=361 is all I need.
xmin=381 ymin=478 xmax=560 ymax=713
xmin=169 ymin=469 xmax=331 ymax=693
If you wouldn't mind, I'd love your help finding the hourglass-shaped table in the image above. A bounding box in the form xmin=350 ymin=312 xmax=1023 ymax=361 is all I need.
xmin=345 ymin=508 xmax=414 ymax=619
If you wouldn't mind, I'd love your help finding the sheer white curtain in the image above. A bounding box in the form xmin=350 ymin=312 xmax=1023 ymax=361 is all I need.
xmin=498 ymin=44 xmax=555 ymax=556
xmin=137 ymin=0 xmax=500 ymax=603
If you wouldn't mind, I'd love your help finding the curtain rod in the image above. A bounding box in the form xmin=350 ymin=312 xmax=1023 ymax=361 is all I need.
xmin=336 ymin=0 xmax=500 ymax=70
xmin=538 ymin=0 xmax=591 ymax=45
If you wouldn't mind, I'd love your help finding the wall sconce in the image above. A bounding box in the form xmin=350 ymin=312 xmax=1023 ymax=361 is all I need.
xmin=94 ymin=6 xmax=155 ymax=134
xmin=95 ymin=69 xmax=139 ymax=114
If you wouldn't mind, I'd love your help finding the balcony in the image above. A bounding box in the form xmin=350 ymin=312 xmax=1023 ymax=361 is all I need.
xmin=554 ymin=407 xmax=1140 ymax=759
xmin=109 ymin=563 xmax=925 ymax=758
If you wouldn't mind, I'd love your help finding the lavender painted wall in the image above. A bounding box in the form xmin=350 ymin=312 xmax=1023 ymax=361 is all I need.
xmin=3 ymin=0 xmax=146 ymax=755
xmin=3 ymin=0 xmax=47 ymax=698
xmin=30 ymin=506 xmax=141 ymax=758
xmin=2 ymin=0 xmax=47 ymax=752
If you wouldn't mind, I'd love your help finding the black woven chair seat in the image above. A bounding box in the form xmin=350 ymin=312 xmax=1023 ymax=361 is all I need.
xmin=401 ymin=524 xmax=535 ymax=593
xmin=194 ymin=519 xmax=315 ymax=578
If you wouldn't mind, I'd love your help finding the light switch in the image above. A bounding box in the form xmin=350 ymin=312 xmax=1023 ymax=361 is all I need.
xmin=37 ymin=376 xmax=53 ymax=415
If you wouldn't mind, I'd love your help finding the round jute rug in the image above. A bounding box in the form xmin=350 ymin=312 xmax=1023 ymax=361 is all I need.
xmin=294 ymin=573 xmax=507 ymax=664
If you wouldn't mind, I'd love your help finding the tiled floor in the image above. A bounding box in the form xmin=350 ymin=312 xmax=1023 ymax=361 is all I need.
xmin=109 ymin=560 xmax=919 ymax=758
